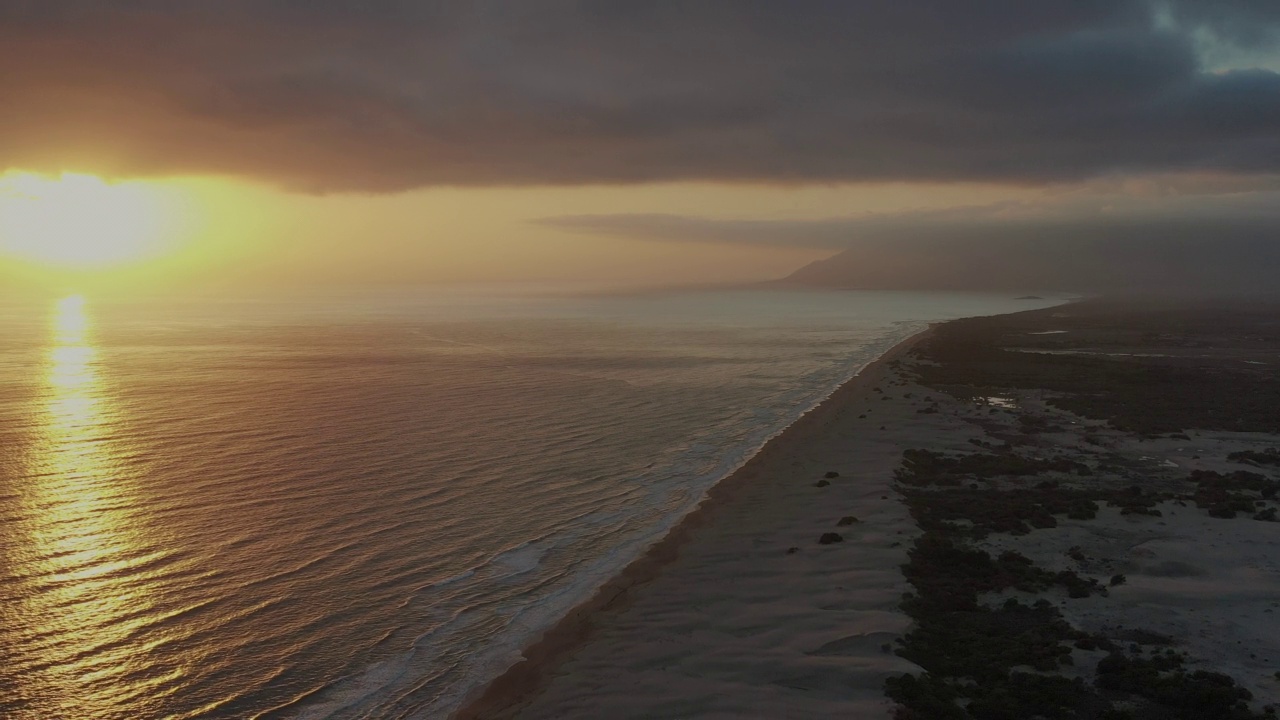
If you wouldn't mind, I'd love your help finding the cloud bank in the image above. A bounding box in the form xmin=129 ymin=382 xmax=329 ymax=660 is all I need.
xmin=781 ymin=216 xmax=1280 ymax=293
xmin=538 ymin=189 xmax=1280 ymax=292
xmin=2 ymin=1 xmax=1279 ymax=190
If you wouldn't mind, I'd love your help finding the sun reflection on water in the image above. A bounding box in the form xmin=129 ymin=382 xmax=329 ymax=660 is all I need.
xmin=38 ymin=296 xmax=125 ymax=580
xmin=8 ymin=296 xmax=168 ymax=718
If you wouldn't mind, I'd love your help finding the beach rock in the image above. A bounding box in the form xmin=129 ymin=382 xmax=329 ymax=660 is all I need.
xmin=818 ymin=532 xmax=844 ymax=545
xmin=814 ymin=480 xmax=830 ymax=487
xmin=837 ymin=516 xmax=859 ymax=526
xmin=824 ymin=471 xmax=840 ymax=479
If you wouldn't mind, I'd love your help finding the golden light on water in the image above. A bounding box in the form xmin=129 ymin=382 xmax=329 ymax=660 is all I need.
xmin=42 ymin=296 xmax=115 ymax=508
xmin=9 ymin=296 xmax=170 ymax=717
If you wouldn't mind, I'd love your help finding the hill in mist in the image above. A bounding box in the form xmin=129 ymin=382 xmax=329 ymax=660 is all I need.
xmin=780 ymin=218 xmax=1280 ymax=294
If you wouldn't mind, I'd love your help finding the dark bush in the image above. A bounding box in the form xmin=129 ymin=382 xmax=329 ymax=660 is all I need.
xmin=1228 ymin=449 xmax=1280 ymax=467
xmin=1190 ymin=471 xmax=1280 ymax=515
xmin=896 ymin=449 xmax=1091 ymax=487
xmin=885 ymin=673 xmax=967 ymax=720
xmin=1095 ymin=653 xmax=1262 ymax=719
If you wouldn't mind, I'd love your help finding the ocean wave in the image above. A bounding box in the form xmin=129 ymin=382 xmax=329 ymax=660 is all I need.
xmin=0 ymin=291 xmax=1059 ymax=720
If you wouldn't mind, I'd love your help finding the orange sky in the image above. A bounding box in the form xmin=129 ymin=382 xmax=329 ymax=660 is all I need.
xmin=0 ymin=173 xmax=1040 ymax=294
xmin=2 ymin=4 xmax=1277 ymax=295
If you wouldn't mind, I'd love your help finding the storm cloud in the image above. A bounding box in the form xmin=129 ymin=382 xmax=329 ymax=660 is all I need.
xmin=2 ymin=1 xmax=1279 ymax=190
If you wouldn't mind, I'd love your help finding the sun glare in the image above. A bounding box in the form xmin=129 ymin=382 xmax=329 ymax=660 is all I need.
xmin=0 ymin=172 xmax=183 ymax=269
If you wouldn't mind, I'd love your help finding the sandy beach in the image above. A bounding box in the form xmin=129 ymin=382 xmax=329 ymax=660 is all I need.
xmin=456 ymin=327 xmax=941 ymax=719
xmin=457 ymin=298 xmax=1280 ymax=719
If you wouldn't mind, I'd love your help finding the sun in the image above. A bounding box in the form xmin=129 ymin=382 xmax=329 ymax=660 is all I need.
xmin=0 ymin=172 xmax=181 ymax=268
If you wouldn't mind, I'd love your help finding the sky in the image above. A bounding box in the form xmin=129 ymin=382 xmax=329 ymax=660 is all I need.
xmin=1 ymin=1 xmax=1278 ymax=293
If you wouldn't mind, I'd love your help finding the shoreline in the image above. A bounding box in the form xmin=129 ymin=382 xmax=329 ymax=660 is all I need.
xmin=452 ymin=324 xmax=937 ymax=719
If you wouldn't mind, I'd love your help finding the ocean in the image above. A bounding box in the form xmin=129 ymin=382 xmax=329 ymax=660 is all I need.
xmin=0 ymin=288 xmax=1060 ymax=719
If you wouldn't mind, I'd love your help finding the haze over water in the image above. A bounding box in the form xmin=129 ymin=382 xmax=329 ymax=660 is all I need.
xmin=0 ymin=289 xmax=1058 ymax=719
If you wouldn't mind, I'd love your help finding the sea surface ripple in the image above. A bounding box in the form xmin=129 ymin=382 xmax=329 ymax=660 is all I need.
xmin=0 ymin=290 xmax=1060 ymax=719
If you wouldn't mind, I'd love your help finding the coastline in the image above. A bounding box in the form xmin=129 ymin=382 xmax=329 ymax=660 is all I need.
xmin=453 ymin=324 xmax=937 ymax=719
xmin=451 ymin=296 xmax=1280 ymax=720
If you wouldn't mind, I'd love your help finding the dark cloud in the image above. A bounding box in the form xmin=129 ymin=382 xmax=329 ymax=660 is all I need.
xmin=1 ymin=1 xmax=1279 ymax=190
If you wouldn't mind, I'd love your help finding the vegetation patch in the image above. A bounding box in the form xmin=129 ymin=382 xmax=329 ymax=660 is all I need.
xmin=887 ymin=449 xmax=1269 ymax=718
xmin=909 ymin=301 xmax=1280 ymax=434
xmin=903 ymin=536 xmax=1104 ymax=610
xmin=903 ymin=486 xmax=1099 ymax=537
xmin=890 ymin=531 xmax=1269 ymax=718
xmin=1228 ymin=449 xmax=1280 ymax=467
xmin=1190 ymin=470 xmax=1279 ymax=520
xmin=896 ymin=449 xmax=1175 ymax=536
xmin=896 ymin=449 xmax=1091 ymax=487
xmin=885 ymin=301 xmax=1280 ymax=718
xmin=1095 ymin=652 xmax=1262 ymax=719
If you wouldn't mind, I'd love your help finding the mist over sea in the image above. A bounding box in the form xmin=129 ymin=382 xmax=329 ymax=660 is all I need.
xmin=0 ymin=289 xmax=1059 ymax=719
